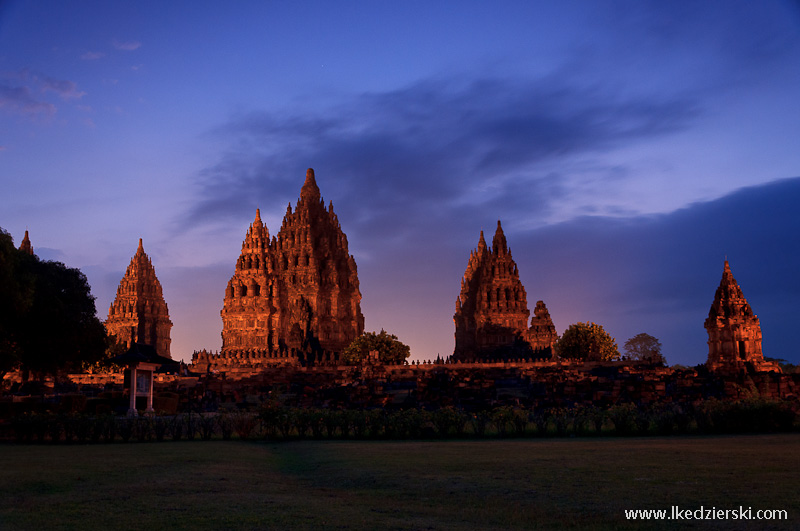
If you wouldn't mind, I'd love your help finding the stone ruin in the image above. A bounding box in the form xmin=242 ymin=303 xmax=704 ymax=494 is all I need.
xmin=453 ymin=221 xmax=557 ymax=362
xmin=705 ymin=260 xmax=779 ymax=373
xmin=216 ymin=168 xmax=364 ymax=367
xmin=106 ymin=239 xmax=173 ymax=358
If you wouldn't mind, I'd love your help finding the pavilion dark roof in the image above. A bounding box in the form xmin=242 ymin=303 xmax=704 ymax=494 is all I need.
xmin=111 ymin=343 xmax=177 ymax=367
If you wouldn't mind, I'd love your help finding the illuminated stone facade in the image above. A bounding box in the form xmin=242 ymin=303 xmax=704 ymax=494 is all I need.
xmin=220 ymin=168 xmax=364 ymax=365
xmin=453 ymin=221 xmax=556 ymax=361
xmin=106 ymin=239 xmax=172 ymax=358
xmin=705 ymin=260 xmax=777 ymax=372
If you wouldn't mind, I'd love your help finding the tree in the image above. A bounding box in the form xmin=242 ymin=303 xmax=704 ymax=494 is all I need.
xmin=0 ymin=228 xmax=27 ymax=380
xmin=0 ymin=227 xmax=106 ymax=380
xmin=555 ymin=322 xmax=620 ymax=361
xmin=341 ymin=329 xmax=410 ymax=365
xmin=17 ymin=257 xmax=107 ymax=379
xmin=623 ymin=333 xmax=665 ymax=364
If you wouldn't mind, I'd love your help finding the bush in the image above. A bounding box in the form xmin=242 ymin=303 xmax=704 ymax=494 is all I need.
xmin=490 ymin=406 xmax=515 ymax=437
xmin=433 ymin=406 xmax=467 ymax=438
xmin=532 ymin=409 xmax=549 ymax=436
xmin=470 ymin=411 xmax=490 ymax=438
xmin=231 ymin=410 xmax=258 ymax=440
xmin=608 ymin=404 xmax=637 ymax=436
xmin=510 ymin=407 xmax=530 ymax=436
xmin=199 ymin=414 xmax=217 ymax=440
xmin=549 ymin=408 xmax=572 ymax=437
xmin=169 ymin=415 xmax=184 ymax=441
xmin=217 ymin=411 xmax=234 ymax=440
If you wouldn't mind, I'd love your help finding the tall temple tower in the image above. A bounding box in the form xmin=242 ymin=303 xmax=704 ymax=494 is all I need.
xmin=18 ymin=230 xmax=33 ymax=256
xmin=704 ymin=260 xmax=776 ymax=372
xmin=106 ymin=239 xmax=172 ymax=358
xmin=528 ymin=300 xmax=558 ymax=356
xmin=220 ymin=168 xmax=364 ymax=365
xmin=453 ymin=221 xmax=556 ymax=361
xmin=221 ymin=209 xmax=276 ymax=353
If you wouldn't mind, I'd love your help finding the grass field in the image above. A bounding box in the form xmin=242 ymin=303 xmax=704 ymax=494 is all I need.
xmin=1 ymin=434 xmax=797 ymax=530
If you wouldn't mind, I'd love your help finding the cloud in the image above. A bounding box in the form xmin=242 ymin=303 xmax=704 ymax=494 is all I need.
xmin=509 ymin=177 xmax=800 ymax=366
xmin=112 ymin=39 xmax=141 ymax=51
xmin=0 ymin=84 xmax=56 ymax=115
xmin=186 ymin=75 xmax=700 ymax=235
xmin=81 ymin=51 xmax=106 ymax=60
xmin=40 ymin=76 xmax=86 ymax=100
xmin=0 ymin=70 xmax=85 ymax=117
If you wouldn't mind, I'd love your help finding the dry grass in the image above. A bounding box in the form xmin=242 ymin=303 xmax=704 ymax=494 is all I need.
xmin=1 ymin=434 xmax=798 ymax=530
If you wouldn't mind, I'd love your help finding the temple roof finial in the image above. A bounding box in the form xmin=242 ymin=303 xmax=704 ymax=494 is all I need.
xmin=300 ymin=168 xmax=321 ymax=201
xmin=492 ymin=220 xmax=507 ymax=253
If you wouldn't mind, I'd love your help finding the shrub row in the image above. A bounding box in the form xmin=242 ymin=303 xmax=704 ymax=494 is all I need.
xmin=7 ymin=410 xmax=260 ymax=444
xmin=6 ymin=397 xmax=796 ymax=444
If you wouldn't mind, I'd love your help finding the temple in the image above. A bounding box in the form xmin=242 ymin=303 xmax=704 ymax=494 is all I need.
xmin=705 ymin=260 xmax=778 ymax=372
xmin=453 ymin=221 xmax=557 ymax=361
xmin=218 ymin=168 xmax=364 ymax=366
xmin=18 ymin=230 xmax=33 ymax=256
xmin=106 ymin=239 xmax=173 ymax=358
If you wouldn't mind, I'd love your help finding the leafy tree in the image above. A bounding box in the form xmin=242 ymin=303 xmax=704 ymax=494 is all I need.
xmin=0 ymin=228 xmax=28 ymax=380
xmin=555 ymin=322 xmax=620 ymax=361
xmin=0 ymin=227 xmax=106 ymax=380
xmin=623 ymin=333 xmax=665 ymax=364
xmin=17 ymin=257 xmax=107 ymax=378
xmin=341 ymin=329 xmax=410 ymax=365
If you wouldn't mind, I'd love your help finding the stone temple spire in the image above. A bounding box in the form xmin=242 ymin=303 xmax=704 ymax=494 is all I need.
xmin=18 ymin=230 xmax=33 ymax=256
xmin=477 ymin=230 xmax=487 ymax=255
xmin=528 ymin=300 xmax=558 ymax=355
xmin=705 ymin=260 xmax=772 ymax=371
xmin=300 ymin=167 xmax=321 ymax=203
xmin=454 ymin=221 xmax=555 ymax=361
xmin=221 ymin=209 xmax=276 ymax=354
xmin=106 ymin=239 xmax=172 ymax=358
xmin=220 ymin=168 xmax=364 ymax=366
xmin=492 ymin=220 xmax=508 ymax=255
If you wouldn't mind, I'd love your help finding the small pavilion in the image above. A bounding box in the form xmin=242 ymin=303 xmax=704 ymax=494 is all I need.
xmin=111 ymin=343 xmax=178 ymax=416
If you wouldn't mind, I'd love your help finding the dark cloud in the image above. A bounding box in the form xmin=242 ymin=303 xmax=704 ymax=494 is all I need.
xmin=511 ymin=177 xmax=800 ymax=366
xmin=185 ymin=75 xmax=699 ymax=237
xmin=177 ymin=74 xmax=706 ymax=361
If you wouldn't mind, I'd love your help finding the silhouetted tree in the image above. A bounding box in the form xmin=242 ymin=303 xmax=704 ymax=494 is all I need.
xmin=0 ymin=228 xmax=27 ymax=380
xmin=623 ymin=333 xmax=665 ymax=364
xmin=0 ymin=227 xmax=106 ymax=380
xmin=342 ymin=329 xmax=410 ymax=365
xmin=555 ymin=322 xmax=620 ymax=361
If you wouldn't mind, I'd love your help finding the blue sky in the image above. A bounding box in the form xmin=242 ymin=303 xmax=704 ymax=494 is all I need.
xmin=2 ymin=1 xmax=800 ymax=365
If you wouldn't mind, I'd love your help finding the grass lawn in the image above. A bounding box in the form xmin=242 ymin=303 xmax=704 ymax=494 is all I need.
xmin=0 ymin=434 xmax=797 ymax=530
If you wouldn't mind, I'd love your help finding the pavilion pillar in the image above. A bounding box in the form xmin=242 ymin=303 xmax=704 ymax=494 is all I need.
xmin=128 ymin=365 xmax=138 ymax=417
xmin=146 ymin=368 xmax=155 ymax=414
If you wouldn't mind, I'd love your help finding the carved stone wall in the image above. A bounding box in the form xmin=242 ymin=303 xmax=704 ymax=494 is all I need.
xmin=106 ymin=239 xmax=172 ymax=358
xmin=220 ymin=168 xmax=364 ymax=365
xmin=454 ymin=221 xmax=556 ymax=361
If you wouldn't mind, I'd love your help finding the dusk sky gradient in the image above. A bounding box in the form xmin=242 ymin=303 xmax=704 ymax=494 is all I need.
xmin=2 ymin=1 xmax=800 ymax=365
